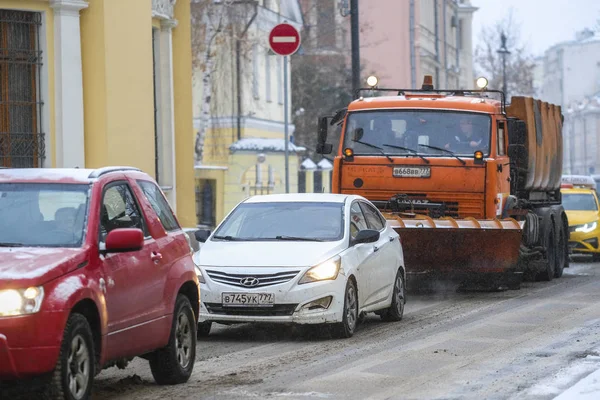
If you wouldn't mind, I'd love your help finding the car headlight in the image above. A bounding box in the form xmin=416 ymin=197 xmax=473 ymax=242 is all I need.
xmin=194 ymin=265 xmax=206 ymax=284
xmin=299 ymin=256 xmax=341 ymax=284
xmin=0 ymin=287 xmax=44 ymax=317
xmin=575 ymin=221 xmax=598 ymax=233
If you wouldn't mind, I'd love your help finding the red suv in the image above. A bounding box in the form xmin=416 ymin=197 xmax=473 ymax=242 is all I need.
xmin=0 ymin=167 xmax=199 ymax=399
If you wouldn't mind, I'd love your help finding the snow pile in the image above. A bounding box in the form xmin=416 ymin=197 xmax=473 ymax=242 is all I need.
xmin=230 ymin=138 xmax=306 ymax=153
xmin=317 ymin=158 xmax=333 ymax=170
xmin=555 ymin=368 xmax=600 ymax=400
xmin=301 ymin=158 xmax=317 ymax=170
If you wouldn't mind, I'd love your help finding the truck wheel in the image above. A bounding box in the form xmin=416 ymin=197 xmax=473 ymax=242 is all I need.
xmin=381 ymin=270 xmax=405 ymax=322
xmin=149 ymin=295 xmax=197 ymax=385
xmin=554 ymin=221 xmax=566 ymax=278
xmin=537 ymin=223 xmax=556 ymax=281
xmin=46 ymin=313 xmax=95 ymax=400
xmin=331 ymin=279 xmax=358 ymax=339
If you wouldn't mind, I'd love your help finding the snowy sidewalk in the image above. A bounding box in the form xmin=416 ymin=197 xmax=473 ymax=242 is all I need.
xmin=554 ymin=367 xmax=600 ymax=400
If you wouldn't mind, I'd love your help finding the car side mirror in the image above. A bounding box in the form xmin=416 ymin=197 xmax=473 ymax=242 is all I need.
xmin=352 ymin=127 xmax=364 ymax=142
xmin=195 ymin=229 xmax=211 ymax=243
xmin=105 ymin=228 xmax=144 ymax=253
xmin=352 ymin=229 xmax=380 ymax=245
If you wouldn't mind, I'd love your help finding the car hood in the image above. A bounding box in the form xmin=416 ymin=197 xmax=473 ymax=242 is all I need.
xmin=195 ymin=241 xmax=346 ymax=268
xmin=566 ymin=211 xmax=599 ymax=226
xmin=0 ymin=247 xmax=87 ymax=288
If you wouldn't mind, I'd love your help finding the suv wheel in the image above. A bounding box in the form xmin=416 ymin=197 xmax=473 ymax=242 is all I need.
xmin=46 ymin=313 xmax=95 ymax=400
xmin=149 ymin=294 xmax=197 ymax=384
xmin=197 ymin=321 xmax=212 ymax=338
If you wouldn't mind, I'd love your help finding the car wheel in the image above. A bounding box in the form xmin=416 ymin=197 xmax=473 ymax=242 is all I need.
xmin=46 ymin=313 xmax=95 ymax=400
xmin=331 ymin=279 xmax=358 ymax=339
xmin=197 ymin=321 xmax=212 ymax=338
xmin=149 ymin=295 xmax=197 ymax=385
xmin=381 ymin=270 xmax=405 ymax=322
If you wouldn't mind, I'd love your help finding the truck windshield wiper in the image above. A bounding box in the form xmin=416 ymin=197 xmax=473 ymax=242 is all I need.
xmin=353 ymin=140 xmax=394 ymax=163
xmin=418 ymin=144 xmax=466 ymax=165
xmin=0 ymin=242 xmax=26 ymax=247
xmin=273 ymin=235 xmax=325 ymax=242
xmin=382 ymin=144 xmax=430 ymax=164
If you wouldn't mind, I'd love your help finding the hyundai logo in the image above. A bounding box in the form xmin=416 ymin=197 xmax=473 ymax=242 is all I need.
xmin=240 ymin=277 xmax=260 ymax=287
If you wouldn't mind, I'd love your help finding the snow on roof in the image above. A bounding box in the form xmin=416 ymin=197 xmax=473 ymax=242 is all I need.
xmin=317 ymin=158 xmax=333 ymax=169
xmin=301 ymin=158 xmax=317 ymax=169
xmin=230 ymin=138 xmax=306 ymax=153
xmin=0 ymin=168 xmax=95 ymax=183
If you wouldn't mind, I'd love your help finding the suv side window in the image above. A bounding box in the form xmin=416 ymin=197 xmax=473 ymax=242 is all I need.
xmin=100 ymin=183 xmax=148 ymax=242
xmin=137 ymin=180 xmax=181 ymax=232
xmin=350 ymin=202 xmax=368 ymax=239
xmin=359 ymin=202 xmax=385 ymax=231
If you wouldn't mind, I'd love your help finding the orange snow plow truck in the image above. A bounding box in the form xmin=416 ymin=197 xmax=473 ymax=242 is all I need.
xmin=316 ymin=76 xmax=569 ymax=290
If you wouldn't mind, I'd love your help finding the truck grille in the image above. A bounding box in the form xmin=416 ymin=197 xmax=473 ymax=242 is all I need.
xmin=205 ymin=303 xmax=298 ymax=316
xmin=370 ymin=192 xmax=484 ymax=218
xmin=205 ymin=269 xmax=300 ymax=288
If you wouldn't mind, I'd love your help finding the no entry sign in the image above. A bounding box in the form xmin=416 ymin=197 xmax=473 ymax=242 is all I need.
xmin=268 ymin=23 xmax=301 ymax=56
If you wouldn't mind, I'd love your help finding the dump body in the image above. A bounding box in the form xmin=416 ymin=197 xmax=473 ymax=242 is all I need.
xmin=320 ymin=84 xmax=568 ymax=287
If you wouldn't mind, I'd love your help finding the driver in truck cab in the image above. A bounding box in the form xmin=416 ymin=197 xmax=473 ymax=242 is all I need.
xmin=445 ymin=117 xmax=484 ymax=152
xmin=561 ymin=175 xmax=600 ymax=261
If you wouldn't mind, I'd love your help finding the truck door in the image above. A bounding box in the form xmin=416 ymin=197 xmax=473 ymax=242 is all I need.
xmin=495 ymin=120 xmax=511 ymax=216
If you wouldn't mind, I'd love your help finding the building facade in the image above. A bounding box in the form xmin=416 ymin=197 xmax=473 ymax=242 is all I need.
xmin=540 ymin=29 xmax=600 ymax=175
xmin=192 ymin=0 xmax=306 ymax=227
xmin=0 ymin=0 xmax=196 ymax=226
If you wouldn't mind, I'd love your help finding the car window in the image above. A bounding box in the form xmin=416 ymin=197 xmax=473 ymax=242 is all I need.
xmin=350 ymin=202 xmax=368 ymax=239
xmin=359 ymin=202 xmax=385 ymax=231
xmin=100 ymin=183 xmax=148 ymax=242
xmin=137 ymin=180 xmax=181 ymax=232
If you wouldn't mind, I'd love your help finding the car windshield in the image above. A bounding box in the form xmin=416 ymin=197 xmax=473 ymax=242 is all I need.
xmin=213 ymin=201 xmax=344 ymax=241
xmin=562 ymin=193 xmax=598 ymax=211
xmin=0 ymin=183 xmax=90 ymax=247
xmin=343 ymin=110 xmax=492 ymax=156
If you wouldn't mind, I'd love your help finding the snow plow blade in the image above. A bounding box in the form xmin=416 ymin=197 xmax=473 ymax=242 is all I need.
xmin=383 ymin=214 xmax=523 ymax=280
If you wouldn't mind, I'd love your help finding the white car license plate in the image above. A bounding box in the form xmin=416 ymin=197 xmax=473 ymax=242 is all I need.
xmin=222 ymin=293 xmax=275 ymax=306
xmin=393 ymin=166 xmax=431 ymax=178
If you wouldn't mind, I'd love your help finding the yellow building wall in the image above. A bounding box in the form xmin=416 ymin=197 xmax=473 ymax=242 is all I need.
xmin=1 ymin=0 xmax=56 ymax=167
xmin=80 ymin=0 xmax=155 ymax=174
xmin=172 ymin=0 xmax=196 ymax=227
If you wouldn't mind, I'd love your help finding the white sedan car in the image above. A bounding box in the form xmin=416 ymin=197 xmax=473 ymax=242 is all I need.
xmin=193 ymin=193 xmax=406 ymax=338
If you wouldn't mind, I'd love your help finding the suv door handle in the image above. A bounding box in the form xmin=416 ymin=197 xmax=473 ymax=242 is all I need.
xmin=389 ymin=236 xmax=395 ymax=242
xmin=151 ymin=252 xmax=163 ymax=263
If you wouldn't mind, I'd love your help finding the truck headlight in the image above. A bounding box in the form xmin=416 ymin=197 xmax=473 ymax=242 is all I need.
xmin=299 ymin=256 xmax=341 ymax=284
xmin=576 ymin=221 xmax=597 ymax=233
xmin=0 ymin=287 xmax=44 ymax=316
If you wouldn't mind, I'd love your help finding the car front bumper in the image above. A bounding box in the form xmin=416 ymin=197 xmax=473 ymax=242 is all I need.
xmin=199 ymin=274 xmax=347 ymax=325
xmin=569 ymin=228 xmax=600 ymax=254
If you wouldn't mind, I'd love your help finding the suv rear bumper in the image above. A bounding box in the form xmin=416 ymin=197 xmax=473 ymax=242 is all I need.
xmin=0 ymin=334 xmax=60 ymax=379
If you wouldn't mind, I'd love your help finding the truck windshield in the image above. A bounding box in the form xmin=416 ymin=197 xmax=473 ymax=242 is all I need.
xmin=343 ymin=110 xmax=492 ymax=157
xmin=0 ymin=183 xmax=90 ymax=247
xmin=562 ymin=193 xmax=598 ymax=211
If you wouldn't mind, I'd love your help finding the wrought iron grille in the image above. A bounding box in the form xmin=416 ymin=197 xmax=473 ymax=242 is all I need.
xmin=0 ymin=10 xmax=44 ymax=168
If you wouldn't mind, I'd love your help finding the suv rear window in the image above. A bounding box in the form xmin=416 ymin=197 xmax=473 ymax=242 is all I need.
xmin=137 ymin=180 xmax=181 ymax=232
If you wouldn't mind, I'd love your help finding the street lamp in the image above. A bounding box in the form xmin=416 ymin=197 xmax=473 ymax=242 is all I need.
xmin=497 ymin=31 xmax=511 ymax=97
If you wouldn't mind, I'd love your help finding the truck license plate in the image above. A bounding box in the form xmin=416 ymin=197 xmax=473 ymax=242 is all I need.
xmin=222 ymin=293 xmax=275 ymax=306
xmin=393 ymin=166 xmax=431 ymax=178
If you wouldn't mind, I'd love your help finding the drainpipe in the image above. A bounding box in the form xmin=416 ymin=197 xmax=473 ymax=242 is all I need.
xmin=236 ymin=3 xmax=258 ymax=140
xmin=409 ymin=0 xmax=416 ymax=88
xmin=434 ymin=0 xmax=439 ymax=87
xmin=443 ymin=0 xmax=448 ymax=88
xmin=455 ymin=6 xmax=459 ymax=87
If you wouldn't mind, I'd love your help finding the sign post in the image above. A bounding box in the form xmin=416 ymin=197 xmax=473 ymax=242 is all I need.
xmin=269 ymin=23 xmax=301 ymax=193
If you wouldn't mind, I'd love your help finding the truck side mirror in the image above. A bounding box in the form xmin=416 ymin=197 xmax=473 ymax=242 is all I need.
xmin=316 ymin=116 xmax=333 ymax=154
xmin=316 ymin=143 xmax=333 ymax=154
xmin=352 ymin=127 xmax=364 ymax=142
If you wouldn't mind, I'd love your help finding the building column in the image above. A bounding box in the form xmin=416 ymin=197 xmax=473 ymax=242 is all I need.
xmin=50 ymin=0 xmax=88 ymax=168
xmin=157 ymin=18 xmax=178 ymax=209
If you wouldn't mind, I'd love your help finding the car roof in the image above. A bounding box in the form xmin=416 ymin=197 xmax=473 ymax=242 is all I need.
xmin=562 ymin=188 xmax=597 ymax=195
xmin=0 ymin=167 xmax=147 ymax=184
xmin=243 ymin=193 xmax=356 ymax=204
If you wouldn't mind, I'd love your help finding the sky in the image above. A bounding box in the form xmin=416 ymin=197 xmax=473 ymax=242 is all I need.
xmin=471 ymin=0 xmax=600 ymax=56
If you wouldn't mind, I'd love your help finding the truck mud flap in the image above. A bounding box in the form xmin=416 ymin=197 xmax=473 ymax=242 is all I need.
xmin=384 ymin=215 xmax=523 ymax=277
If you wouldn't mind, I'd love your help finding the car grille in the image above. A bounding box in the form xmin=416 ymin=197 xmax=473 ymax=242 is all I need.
xmin=204 ymin=269 xmax=301 ymax=288
xmin=205 ymin=303 xmax=298 ymax=316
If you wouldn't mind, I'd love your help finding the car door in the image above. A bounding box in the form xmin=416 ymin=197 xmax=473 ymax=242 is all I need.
xmin=348 ymin=201 xmax=380 ymax=307
xmin=99 ymin=181 xmax=161 ymax=358
xmin=359 ymin=201 xmax=397 ymax=304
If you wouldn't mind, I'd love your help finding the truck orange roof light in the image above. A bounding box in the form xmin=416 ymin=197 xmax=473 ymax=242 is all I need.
xmin=422 ymin=75 xmax=434 ymax=90
xmin=344 ymin=148 xmax=354 ymax=157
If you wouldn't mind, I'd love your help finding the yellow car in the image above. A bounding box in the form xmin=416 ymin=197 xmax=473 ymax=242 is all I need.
xmin=561 ymin=178 xmax=600 ymax=261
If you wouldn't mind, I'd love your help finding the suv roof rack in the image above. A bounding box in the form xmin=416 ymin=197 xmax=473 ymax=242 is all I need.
xmin=88 ymin=166 xmax=142 ymax=179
